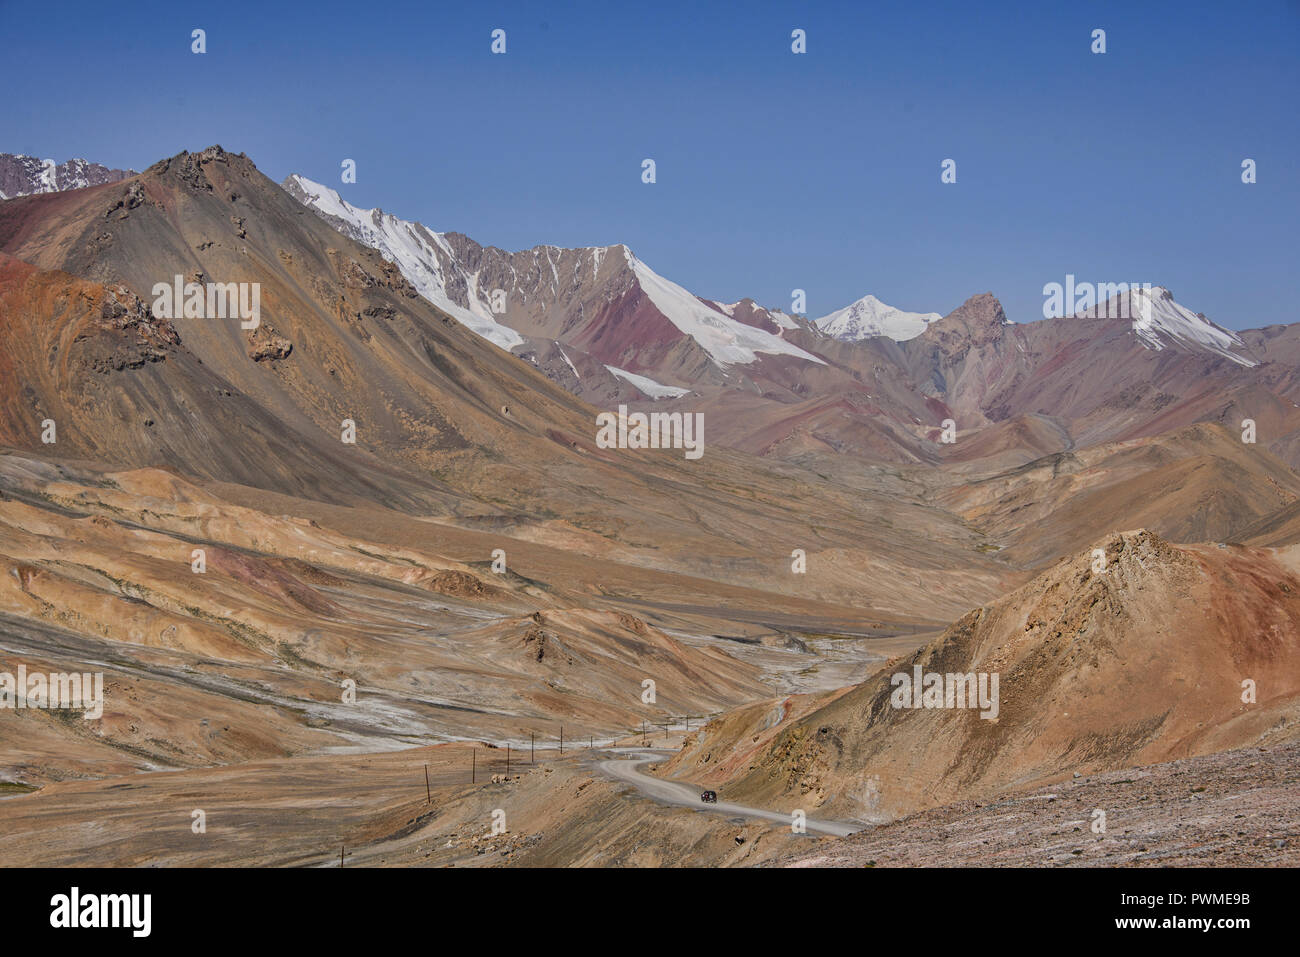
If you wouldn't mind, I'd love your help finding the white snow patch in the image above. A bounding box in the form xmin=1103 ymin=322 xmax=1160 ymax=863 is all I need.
xmin=558 ymin=347 xmax=580 ymax=380
xmin=713 ymin=300 xmax=798 ymax=332
xmin=604 ymin=365 xmax=691 ymax=399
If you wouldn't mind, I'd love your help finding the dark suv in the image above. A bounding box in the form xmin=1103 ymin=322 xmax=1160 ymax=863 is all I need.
xmin=700 ymin=790 xmax=717 ymax=804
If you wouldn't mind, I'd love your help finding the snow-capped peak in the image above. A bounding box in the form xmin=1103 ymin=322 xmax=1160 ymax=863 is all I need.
xmin=283 ymin=174 xmax=525 ymax=351
xmin=1074 ymin=285 xmax=1257 ymax=368
xmin=813 ymin=294 xmax=942 ymax=342
xmin=623 ymin=252 xmax=825 ymax=367
xmin=1131 ymin=287 xmax=1255 ymax=366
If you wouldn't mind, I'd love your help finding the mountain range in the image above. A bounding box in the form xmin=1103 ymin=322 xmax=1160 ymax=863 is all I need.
xmin=283 ymin=172 xmax=1300 ymax=470
xmin=0 ymin=146 xmax=1296 ymax=867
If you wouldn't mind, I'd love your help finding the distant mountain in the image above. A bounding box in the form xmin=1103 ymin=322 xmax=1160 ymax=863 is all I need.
xmin=814 ymin=293 xmax=942 ymax=341
xmin=278 ymin=172 xmax=1300 ymax=471
xmin=1073 ymin=284 xmax=1256 ymax=367
xmin=283 ymin=174 xmax=823 ymax=404
xmin=0 ymin=153 xmax=135 ymax=199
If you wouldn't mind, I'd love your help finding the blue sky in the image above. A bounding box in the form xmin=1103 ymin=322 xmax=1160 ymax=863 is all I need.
xmin=3 ymin=0 xmax=1297 ymax=328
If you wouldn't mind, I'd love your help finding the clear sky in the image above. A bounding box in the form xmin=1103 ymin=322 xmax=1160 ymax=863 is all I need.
xmin=3 ymin=0 xmax=1297 ymax=328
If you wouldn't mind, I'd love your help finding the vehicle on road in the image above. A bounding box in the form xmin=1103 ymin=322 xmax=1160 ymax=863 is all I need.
xmin=700 ymin=790 xmax=717 ymax=803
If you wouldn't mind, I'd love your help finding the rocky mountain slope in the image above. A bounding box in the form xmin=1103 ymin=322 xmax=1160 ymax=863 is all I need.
xmin=778 ymin=743 xmax=1300 ymax=867
xmin=661 ymin=531 xmax=1300 ymax=821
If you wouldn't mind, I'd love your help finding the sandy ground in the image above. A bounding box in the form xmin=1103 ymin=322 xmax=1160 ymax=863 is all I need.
xmin=0 ymin=737 xmax=835 ymax=867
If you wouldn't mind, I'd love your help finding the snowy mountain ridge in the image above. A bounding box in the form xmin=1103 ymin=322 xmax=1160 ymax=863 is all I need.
xmin=284 ymin=174 xmax=823 ymax=369
xmin=814 ymin=294 xmax=942 ymax=342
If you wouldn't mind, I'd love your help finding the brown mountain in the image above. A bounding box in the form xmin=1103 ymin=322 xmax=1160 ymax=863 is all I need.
xmin=660 ymin=530 xmax=1300 ymax=821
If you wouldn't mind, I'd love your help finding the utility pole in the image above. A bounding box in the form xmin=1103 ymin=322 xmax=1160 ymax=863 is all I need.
xmin=424 ymin=764 xmax=431 ymax=803
xmin=506 ymin=745 xmax=511 ymax=776
xmin=472 ymin=748 xmax=476 ymax=784
xmin=531 ymin=731 xmax=535 ymax=764
xmin=560 ymin=725 xmax=564 ymax=754
xmin=340 ymin=845 xmax=344 ymax=868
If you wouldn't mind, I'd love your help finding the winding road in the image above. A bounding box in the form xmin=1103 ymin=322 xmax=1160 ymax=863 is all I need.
xmin=594 ymin=748 xmax=862 ymax=837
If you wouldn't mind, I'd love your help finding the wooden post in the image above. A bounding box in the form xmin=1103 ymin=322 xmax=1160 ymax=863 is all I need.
xmin=559 ymin=726 xmax=563 ymax=754
xmin=506 ymin=745 xmax=511 ymax=776
xmin=340 ymin=844 xmax=344 ymax=867
xmin=531 ymin=731 xmax=535 ymax=764
xmin=424 ymin=764 xmax=431 ymax=803
xmin=472 ymin=747 xmax=476 ymax=784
